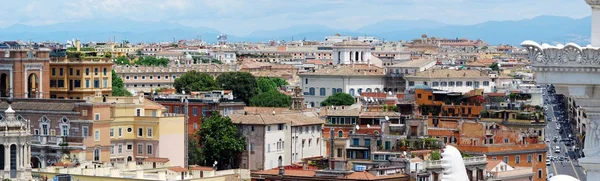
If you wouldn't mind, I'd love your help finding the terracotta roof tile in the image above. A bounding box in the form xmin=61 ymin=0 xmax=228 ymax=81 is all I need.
xmin=300 ymin=64 xmax=384 ymax=76
xmin=168 ymin=166 xmax=188 ymax=172
xmin=486 ymin=159 xmax=503 ymax=171
xmin=189 ymin=165 xmax=215 ymax=171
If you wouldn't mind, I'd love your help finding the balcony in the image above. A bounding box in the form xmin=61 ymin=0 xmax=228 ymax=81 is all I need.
xmin=31 ymin=135 xmax=85 ymax=148
xmin=423 ymin=156 xmax=487 ymax=169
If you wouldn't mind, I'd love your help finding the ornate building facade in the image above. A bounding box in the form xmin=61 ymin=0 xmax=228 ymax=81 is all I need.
xmin=0 ymin=47 xmax=51 ymax=98
xmin=0 ymin=98 xmax=33 ymax=180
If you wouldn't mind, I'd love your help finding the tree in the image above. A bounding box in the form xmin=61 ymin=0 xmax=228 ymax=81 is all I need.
xmin=430 ymin=150 xmax=441 ymax=160
xmin=188 ymin=135 xmax=204 ymax=166
xmin=115 ymin=55 xmax=130 ymax=65
xmin=173 ymin=71 xmax=218 ymax=93
xmin=257 ymin=78 xmax=278 ymax=93
xmin=490 ymin=63 xmax=500 ymax=71
xmin=321 ymin=93 xmax=355 ymax=106
xmin=250 ymin=90 xmax=292 ymax=107
xmin=217 ymin=72 xmax=258 ymax=104
xmin=135 ymin=56 xmax=169 ymax=67
xmin=198 ymin=112 xmax=245 ymax=169
xmin=136 ymin=50 xmax=143 ymax=56
xmin=111 ymin=70 xmax=132 ymax=96
xmin=270 ymin=77 xmax=289 ymax=87
xmin=104 ymin=52 xmax=112 ymax=58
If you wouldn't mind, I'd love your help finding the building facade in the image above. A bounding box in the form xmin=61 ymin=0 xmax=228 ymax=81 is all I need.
xmin=0 ymin=47 xmax=51 ymax=98
xmin=49 ymin=56 xmax=113 ymax=99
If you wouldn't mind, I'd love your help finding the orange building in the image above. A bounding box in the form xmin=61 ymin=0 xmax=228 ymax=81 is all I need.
xmin=0 ymin=47 xmax=51 ymax=98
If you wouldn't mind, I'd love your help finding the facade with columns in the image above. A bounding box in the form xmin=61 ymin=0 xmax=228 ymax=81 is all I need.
xmin=0 ymin=99 xmax=33 ymax=180
xmin=0 ymin=48 xmax=51 ymax=99
xmin=332 ymin=41 xmax=379 ymax=66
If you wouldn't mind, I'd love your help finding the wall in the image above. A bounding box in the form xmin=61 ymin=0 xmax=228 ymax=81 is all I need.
xmin=406 ymin=78 xmax=495 ymax=93
xmin=291 ymin=124 xmax=324 ymax=163
xmin=84 ymin=121 xmax=112 ymax=163
xmin=264 ymin=123 xmax=287 ymax=170
xmin=240 ymin=124 xmax=266 ymax=170
xmin=301 ymin=75 xmax=384 ymax=107
xmin=158 ymin=115 xmax=186 ymax=166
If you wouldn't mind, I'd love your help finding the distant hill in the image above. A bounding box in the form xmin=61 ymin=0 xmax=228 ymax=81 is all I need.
xmin=0 ymin=16 xmax=591 ymax=45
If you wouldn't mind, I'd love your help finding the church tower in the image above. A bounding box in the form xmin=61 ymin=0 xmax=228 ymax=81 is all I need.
xmin=0 ymin=98 xmax=32 ymax=180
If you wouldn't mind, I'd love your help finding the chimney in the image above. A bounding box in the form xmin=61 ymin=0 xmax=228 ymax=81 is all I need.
xmin=75 ymin=39 xmax=81 ymax=52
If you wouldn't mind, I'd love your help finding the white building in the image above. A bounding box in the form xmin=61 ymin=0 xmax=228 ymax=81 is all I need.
xmin=332 ymin=41 xmax=382 ymax=67
xmin=211 ymin=48 xmax=237 ymax=64
xmin=230 ymin=113 xmax=324 ymax=171
xmin=386 ymin=58 xmax=437 ymax=75
xmin=325 ymin=35 xmax=352 ymax=43
xmin=0 ymin=100 xmax=33 ymax=180
xmin=299 ymin=64 xmax=385 ymax=107
xmin=404 ymin=69 xmax=496 ymax=93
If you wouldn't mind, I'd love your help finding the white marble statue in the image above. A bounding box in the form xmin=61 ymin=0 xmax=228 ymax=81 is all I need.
xmin=440 ymin=145 xmax=469 ymax=181
xmin=583 ymin=120 xmax=600 ymax=159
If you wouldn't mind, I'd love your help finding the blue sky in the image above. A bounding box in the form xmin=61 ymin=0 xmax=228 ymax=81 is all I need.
xmin=0 ymin=0 xmax=592 ymax=36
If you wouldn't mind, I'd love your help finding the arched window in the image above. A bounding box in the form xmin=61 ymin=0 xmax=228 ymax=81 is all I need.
xmin=448 ymin=81 xmax=455 ymax=87
xmin=320 ymin=88 xmax=326 ymax=96
xmin=349 ymin=89 xmax=355 ymax=96
xmin=337 ymin=88 xmax=342 ymax=93
xmin=349 ymin=131 xmax=354 ymax=135
xmin=305 ymin=78 xmax=308 ymax=84
xmin=374 ymin=88 xmax=380 ymax=92
xmin=332 ymin=88 xmax=337 ymax=95
xmin=466 ymin=81 xmax=473 ymax=87
xmin=338 ymin=130 xmax=343 ymax=138
xmin=374 ymin=131 xmax=380 ymax=135
xmin=456 ymin=81 xmax=463 ymax=87
xmin=474 ymin=81 xmax=480 ymax=88
xmin=441 ymin=81 xmax=447 ymax=87
xmin=366 ymin=88 xmax=372 ymax=92
xmin=483 ymin=81 xmax=490 ymax=86
xmin=358 ymin=88 xmax=363 ymax=95
xmin=39 ymin=116 xmax=50 ymax=123
xmin=127 ymin=156 xmax=133 ymax=162
xmin=309 ymin=87 xmax=315 ymax=95
xmin=432 ymin=82 xmax=439 ymax=87
xmin=94 ymin=147 xmax=100 ymax=161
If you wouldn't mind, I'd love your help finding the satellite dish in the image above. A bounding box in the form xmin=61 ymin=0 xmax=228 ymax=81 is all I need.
xmin=355 ymin=125 xmax=360 ymax=130
xmin=367 ymin=124 xmax=371 ymax=128
xmin=385 ymin=116 xmax=390 ymax=121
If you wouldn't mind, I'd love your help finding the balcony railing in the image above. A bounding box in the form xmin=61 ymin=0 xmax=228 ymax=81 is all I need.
xmin=31 ymin=135 xmax=85 ymax=147
xmin=424 ymin=156 xmax=487 ymax=169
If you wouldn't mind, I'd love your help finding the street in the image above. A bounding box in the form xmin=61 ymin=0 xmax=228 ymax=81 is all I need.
xmin=543 ymin=86 xmax=587 ymax=180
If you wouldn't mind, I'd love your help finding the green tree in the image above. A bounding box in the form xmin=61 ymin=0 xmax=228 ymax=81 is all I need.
xmin=430 ymin=150 xmax=441 ymax=160
xmin=135 ymin=56 xmax=169 ymax=67
xmin=250 ymin=90 xmax=292 ymax=107
xmin=198 ymin=112 xmax=245 ymax=169
xmin=136 ymin=50 xmax=143 ymax=56
xmin=257 ymin=78 xmax=278 ymax=93
xmin=104 ymin=52 xmax=112 ymax=58
xmin=490 ymin=62 xmax=500 ymax=71
xmin=115 ymin=55 xmax=130 ymax=65
xmin=270 ymin=77 xmax=289 ymax=87
xmin=173 ymin=71 xmax=218 ymax=93
xmin=321 ymin=93 xmax=355 ymax=106
xmin=216 ymin=72 xmax=258 ymax=104
xmin=111 ymin=70 xmax=132 ymax=96
xmin=188 ymin=135 xmax=204 ymax=166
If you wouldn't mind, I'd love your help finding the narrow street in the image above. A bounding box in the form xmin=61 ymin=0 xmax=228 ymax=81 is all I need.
xmin=543 ymin=87 xmax=587 ymax=180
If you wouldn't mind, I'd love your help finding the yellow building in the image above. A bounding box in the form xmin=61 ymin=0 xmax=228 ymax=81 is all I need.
xmin=86 ymin=95 xmax=186 ymax=167
xmin=49 ymin=56 xmax=113 ymax=99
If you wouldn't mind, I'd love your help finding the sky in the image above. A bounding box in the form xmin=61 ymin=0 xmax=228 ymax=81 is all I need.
xmin=0 ymin=0 xmax=592 ymax=36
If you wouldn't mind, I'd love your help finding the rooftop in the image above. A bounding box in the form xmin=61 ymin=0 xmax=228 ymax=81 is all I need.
xmin=229 ymin=113 xmax=324 ymax=126
xmin=388 ymin=59 xmax=436 ymax=68
xmin=405 ymin=69 xmax=489 ymax=79
xmin=300 ymin=64 xmax=385 ymax=76
xmin=333 ymin=40 xmax=371 ymax=47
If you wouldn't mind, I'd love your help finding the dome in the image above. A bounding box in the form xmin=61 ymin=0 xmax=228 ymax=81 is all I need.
xmin=587 ymin=0 xmax=600 ymax=5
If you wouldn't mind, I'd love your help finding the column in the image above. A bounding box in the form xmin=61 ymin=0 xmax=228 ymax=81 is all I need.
xmin=359 ymin=51 xmax=363 ymax=61
xmin=26 ymin=144 xmax=31 ymax=169
xmin=9 ymin=69 xmax=12 ymax=98
xmin=23 ymin=69 xmax=27 ymax=98
xmin=4 ymin=144 xmax=9 ymax=171
xmin=40 ymin=149 xmax=46 ymax=168
xmin=39 ymin=69 xmax=43 ymax=98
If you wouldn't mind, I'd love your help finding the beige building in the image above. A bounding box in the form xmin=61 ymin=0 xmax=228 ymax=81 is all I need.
xmin=49 ymin=56 xmax=113 ymax=99
xmin=113 ymin=64 xmax=239 ymax=93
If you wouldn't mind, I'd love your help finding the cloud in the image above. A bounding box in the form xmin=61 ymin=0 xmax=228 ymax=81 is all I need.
xmin=0 ymin=0 xmax=592 ymax=35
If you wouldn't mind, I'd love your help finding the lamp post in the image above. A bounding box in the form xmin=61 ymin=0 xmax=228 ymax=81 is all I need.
xmin=183 ymin=97 xmax=189 ymax=168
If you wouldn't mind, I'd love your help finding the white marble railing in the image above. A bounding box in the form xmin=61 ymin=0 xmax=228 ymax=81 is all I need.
xmin=424 ymin=156 xmax=487 ymax=169
xmin=521 ymin=40 xmax=600 ymax=68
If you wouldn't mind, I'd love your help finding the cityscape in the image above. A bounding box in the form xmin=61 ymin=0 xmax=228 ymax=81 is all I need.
xmin=0 ymin=0 xmax=599 ymax=181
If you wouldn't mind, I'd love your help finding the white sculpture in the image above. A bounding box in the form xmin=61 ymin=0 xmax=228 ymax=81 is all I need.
xmin=583 ymin=120 xmax=600 ymax=158
xmin=440 ymin=145 xmax=469 ymax=181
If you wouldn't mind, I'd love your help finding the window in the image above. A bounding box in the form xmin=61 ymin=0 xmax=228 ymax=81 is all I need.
xmin=474 ymin=81 xmax=480 ymax=88
xmin=423 ymin=81 xmax=428 ymax=86
xmin=85 ymin=79 xmax=90 ymax=88
xmin=338 ymin=130 xmax=343 ymax=138
xmin=527 ymin=155 xmax=532 ymax=163
xmin=449 ymin=81 xmax=455 ymax=86
xmin=503 ymin=156 xmax=508 ymax=164
xmin=538 ymin=154 xmax=542 ymax=162
xmin=516 ymin=155 xmax=520 ymax=164
xmin=137 ymin=144 xmax=143 ymax=154
xmin=94 ymin=68 xmax=98 ymax=75
xmin=417 ymin=94 xmax=422 ymax=98
xmin=94 ymin=79 xmax=99 ymax=88
xmin=146 ymin=144 xmax=153 ymax=154
xmin=349 ymin=89 xmax=355 ymax=96
xmin=305 ymin=78 xmax=308 ymax=84
xmin=142 ymin=76 xmax=146 ymax=80
xmin=85 ymin=68 xmax=89 ymax=75
xmin=408 ymin=81 xmax=415 ymax=86
xmin=94 ymin=148 xmax=100 ymax=161
xmin=251 ymin=126 xmax=255 ymax=131
xmin=309 ymin=87 xmax=315 ymax=95
xmin=147 ymin=128 xmax=153 ymax=137
xmin=136 ymin=109 xmax=141 ymax=116
xmin=174 ymin=106 xmax=180 ymax=114
xmin=250 ymin=142 xmax=254 ymax=152
xmin=138 ymin=128 xmax=143 ymax=137
xmin=483 ymin=81 xmax=490 ymax=86
xmin=59 ymin=68 xmax=63 ymax=76
xmin=149 ymin=76 xmax=153 ymax=80
xmin=127 ymin=144 xmax=133 ymax=151
xmin=127 ymin=127 xmax=133 ymax=133
xmin=192 ymin=107 xmax=198 ymax=116
xmin=94 ymin=130 xmax=100 ymax=141
xmin=60 ymin=125 xmax=69 ymax=136
xmin=193 ymin=123 xmax=198 ymax=130
xmin=267 ymin=126 xmax=271 ymax=131
xmin=110 ymin=145 xmax=114 ymax=154
xmin=52 ymin=68 xmax=56 ymax=76
xmin=118 ymin=144 xmax=123 ymax=153
xmin=103 ymin=68 xmax=107 ymax=75
xmin=466 ymin=81 xmax=473 ymax=87
xmin=456 ymin=81 xmax=463 ymax=87
xmin=126 ymin=76 xmax=130 ymax=80
xmin=76 ymin=69 xmax=80 ymax=75
xmin=320 ymin=88 xmax=326 ymax=96
xmin=118 ymin=127 xmax=123 ymax=137
xmin=103 ymin=78 xmax=108 ymax=88
xmin=69 ymin=68 xmax=73 ymax=76
xmin=432 ymin=82 xmax=439 ymax=87
xmin=110 ymin=128 xmax=114 ymax=137
xmin=441 ymin=81 xmax=447 ymax=87
xmin=134 ymin=76 xmax=138 ymax=80
xmin=278 ymin=124 xmax=284 ymax=130
xmin=538 ymin=169 xmax=542 ymax=179
xmin=95 ymin=113 xmax=100 ymax=120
